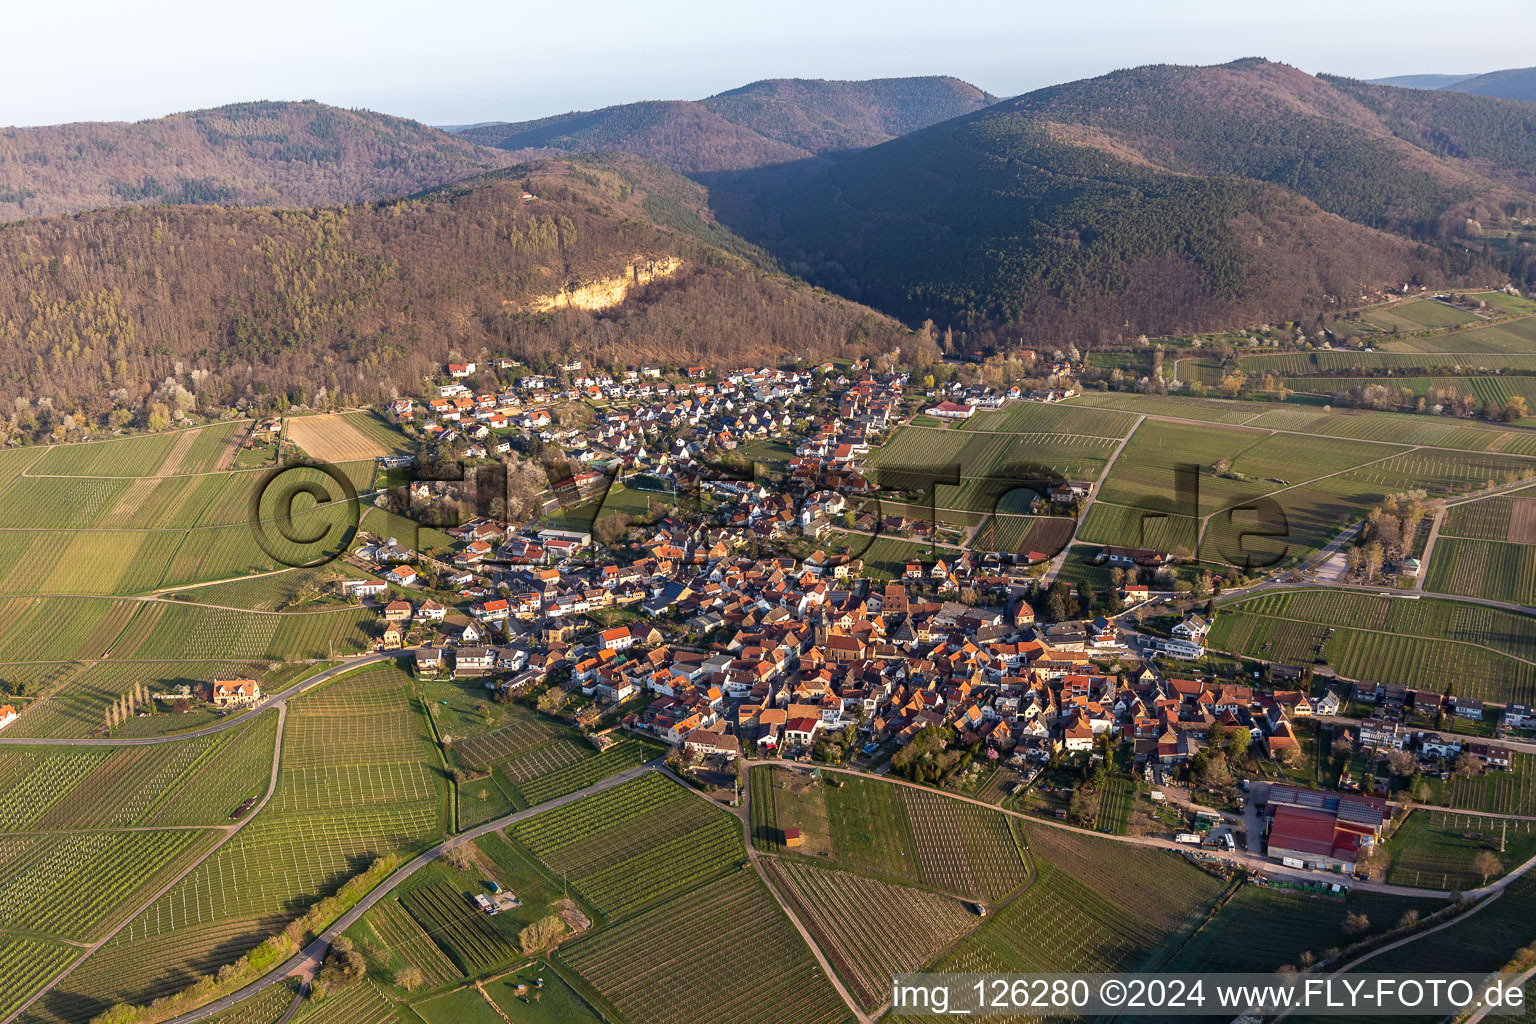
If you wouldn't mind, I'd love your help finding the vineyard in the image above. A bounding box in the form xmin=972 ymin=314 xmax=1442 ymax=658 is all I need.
xmin=505 ymin=738 xmax=661 ymax=806
xmin=763 ymin=858 xmax=979 ymax=1010
xmin=8 ymin=660 xmax=276 ymax=740
xmin=0 ymin=829 xmax=215 ymax=941
xmin=1421 ymin=752 xmax=1536 ymax=815
xmin=450 ymin=714 xmax=559 ymax=771
xmin=1384 ymin=810 xmax=1536 ymax=891
xmin=362 ymin=898 xmax=460 ymax=988
xmin=15 ymin=715 xmax=276 ymax=828
xmin=25 ymin=916 xmax=275 ymax=1023
xmin=1426 ymin=537 xmax=1536 ymax=606
xmin=936 ymin=864 xmax=1161 ymax=974
xmin=194 ymin=980 xmax=297 ymax=1024
xmin=1167 ymin=885 xmax=1437 ymax=974
xmin=104 ymin=664 xmax=443 ymax=966
xmin=1359 ymin=299 xmax=1481 ymax=332
xmin=558 ymin=870 xmax=848 ymax=1024
xmin=1442 ymin=487 xmax=1536 ymax=540
xmin=1019 ymin=824 xmax=1227 ymax=936
xmin=1337 ymin=873 xmax=1536 ymax=976
xmin=400 ymin=883 xmax=518 ymax=974
xmin=901 ymin=789 xmax=1028 ymax=901
xmin=293 ymin=980 xmax=399 ymax=1024
xmin=1063 ymin=393 xmax=1261 ymax=424
xmin=0 ymin=938 xmax=78 ymax=1021
xmin=511 ymin=772 xmax=743 ymax=919
xmin=1213 ymin=590 xmax=1536 ymax=704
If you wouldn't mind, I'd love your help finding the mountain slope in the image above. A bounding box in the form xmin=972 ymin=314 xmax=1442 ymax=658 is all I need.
xmin=456 ymin=76 xmax=997 ymax=175
xmin=1366 ymin=66 xmax=1536 ymax=103
xmin=1324 ymin=75 xmax=1536 ymax=194
xmin=1368 ymin=73 xmax=1477 ymax=90
xmin=0 ymin=101 xmax=518 ymax=221
xmin=0 ymin=153 xmax=907 ymax=437
xmin=1449 ymin=66 xmax=1536 ymax=103
xmin=752 ymin=60 xmax=1508 ymax=341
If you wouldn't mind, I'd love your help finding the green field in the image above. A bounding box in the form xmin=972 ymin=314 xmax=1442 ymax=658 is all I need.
xmin=1421 ymin=752 xmax=1536 ymax=815
xmin=1212 ymin=590 xmax=1536 ymax=703
xmin=31 ymin=663 xmax=446 ymax=1022
xmin=511 ymin=772 xmax=743 ymax=920
xmin=1165 ymin=884 xmax=1441 ymax=973
xmin=1385 ymin=809 xmax=1536 ymax=890
xmin=762 ymin=858 xmax=980 ymax=1010
xmin=750 ymin=767 xmax=1028 ymax=902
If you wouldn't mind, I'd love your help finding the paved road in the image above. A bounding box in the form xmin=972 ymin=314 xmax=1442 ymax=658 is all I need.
xmin=0 ymin=653 xmax=403 ymax=748
xmin=156 ymin=760 xmax=665 ymax=1024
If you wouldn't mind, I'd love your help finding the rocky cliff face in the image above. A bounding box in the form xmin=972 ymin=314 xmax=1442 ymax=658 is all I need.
xmin=528 ymin=256 xmax=684 ymax=311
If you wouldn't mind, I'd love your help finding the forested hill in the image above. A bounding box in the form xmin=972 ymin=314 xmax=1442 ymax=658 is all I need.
xmin=0 ymin=153 xmax=907 ymax=439
xmin=0 ymin=100 xmax=519 ymax=221
xmin=1448 ymin=67 xmax=1536 ymax=103
xmin=1370 ymin=66 xmax=1536 ymax=104
xmin=750 ymin=60 xmax=1523 ymax=342
xmin=452 ymin=76 xmax=997 ymax=175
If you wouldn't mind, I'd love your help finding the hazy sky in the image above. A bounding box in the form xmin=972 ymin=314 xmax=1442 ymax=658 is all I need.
xmin=9 ymin=0 xmax=1536 ymax=127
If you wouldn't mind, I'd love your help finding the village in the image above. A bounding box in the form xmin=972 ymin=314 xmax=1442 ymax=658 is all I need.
xmin=250 ymin=352 xmax=1532 ymax=883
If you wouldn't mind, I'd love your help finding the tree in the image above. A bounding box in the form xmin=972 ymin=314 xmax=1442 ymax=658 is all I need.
xmin=1068 ymin=788 xmax=1101 ymax=826
xmin=520 ymin=914 xmax=568 ymax=954
xmin=1340 ymin=912 xmax=1370 ymax=936
xmin=1454 ymin=750 xmax=1481 ymax=776
xmin=395 ymin=967 xmax=425 ymax=992
xmin=1505 ymin=396 xmax=1529 ymax=422
xmin=1473 ymin=850 xmax=1503 ymax=885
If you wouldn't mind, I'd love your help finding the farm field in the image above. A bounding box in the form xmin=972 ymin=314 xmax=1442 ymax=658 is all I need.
xmin=1425 ymin=537 xmax=1536 ymax=606
xmin=557 ymin=869 xmax=848 ymax=1024
xmin=285 ymin=414 xmax=388 ymax=463
xmin=510 ymin=772 xmax=743 ymax=920
xmin=0 ymin=938 xmax=79 ymax=1021
xmin=1166 ymin=885 xmax=1441 ymax=974
xmin=481 ymin=965 xmax=604 ymax=1024
xmin=750 ymin=768 xmax=1027 ymax=901
xmin=1421 ymin=752 xmax=1536 ymax=815
xmin=400 ymin=881 xmax=518 ymax=974
xmin=762 ymin=858 xmax=980 ymax=1010
xmin=38 ymin=663 xmax=446 ymax=1020
xmin=1384 ymin=809 xmax=1536 ymax=891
